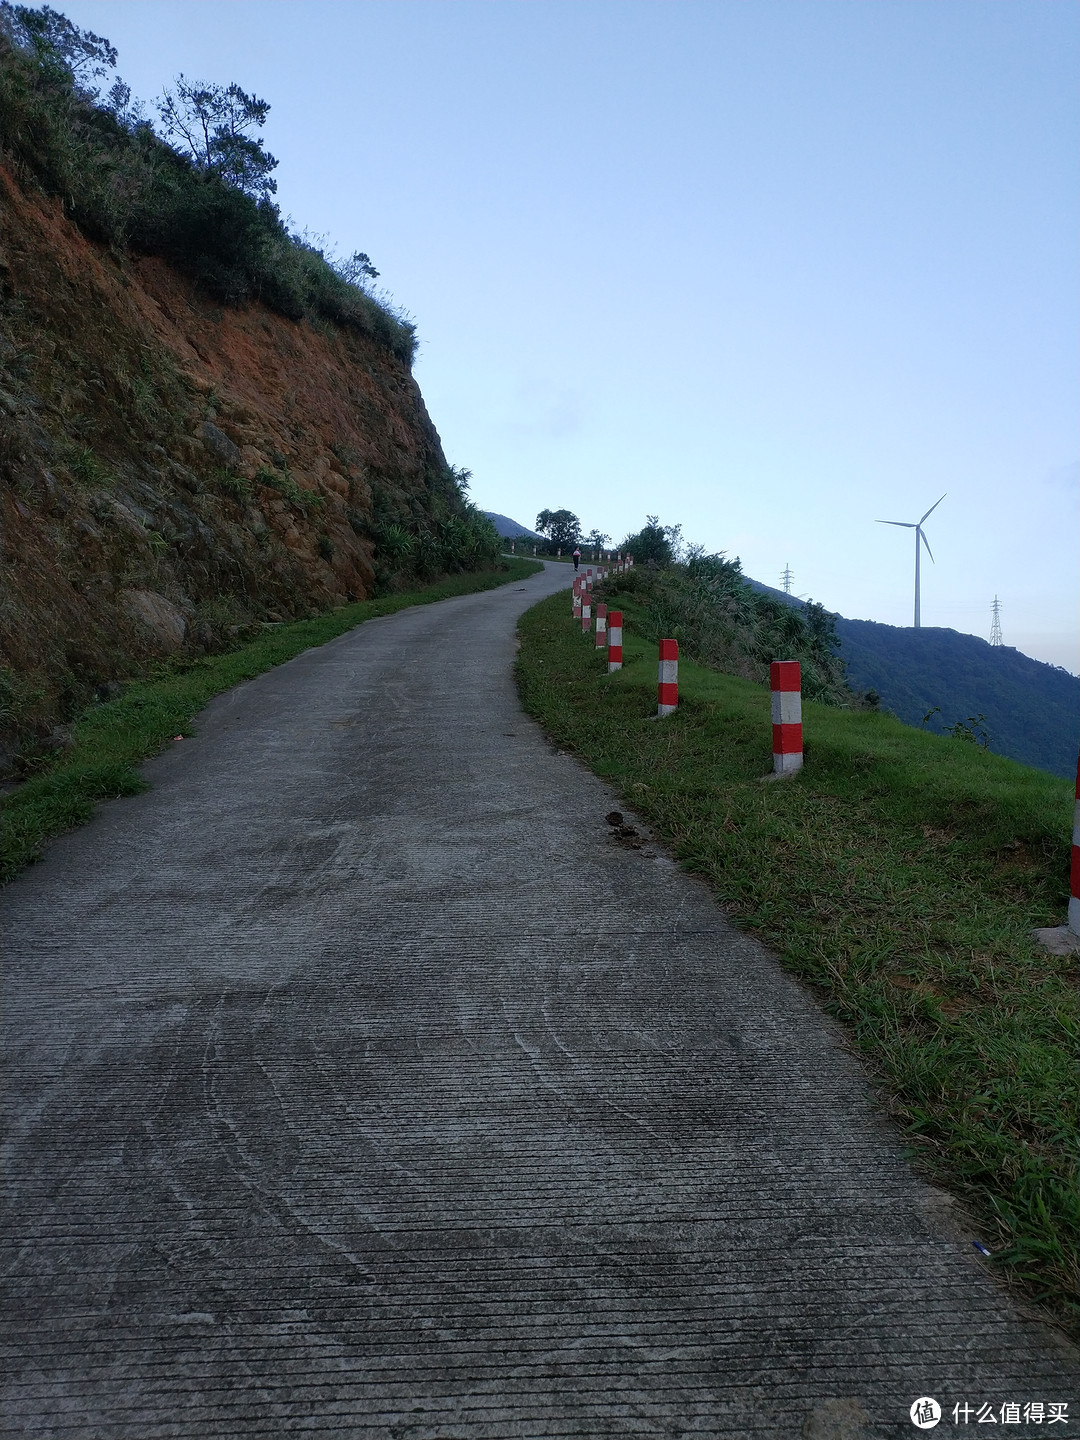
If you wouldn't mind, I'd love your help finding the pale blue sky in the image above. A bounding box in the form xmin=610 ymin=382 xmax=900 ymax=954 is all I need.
xmin=62 ymin=0 xmax=1080 ymax=670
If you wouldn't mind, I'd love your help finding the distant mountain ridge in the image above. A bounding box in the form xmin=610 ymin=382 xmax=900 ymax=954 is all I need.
xmin=832 ymin=619 xmax=1078 ymax=779
xmin=745 ymin=579 xmax=1078 ymax=779
xmin=483 ymin=512 xmax=543 ymax=541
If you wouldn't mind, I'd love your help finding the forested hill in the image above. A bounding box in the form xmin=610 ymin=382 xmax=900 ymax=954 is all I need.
xmin=833 ymin=619 xmax=1078 ymax=780
xmin=744 ymin=580 xmax=1078 ymax=779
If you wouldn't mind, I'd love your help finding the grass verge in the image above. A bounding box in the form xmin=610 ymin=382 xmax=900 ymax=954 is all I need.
xmin=517 ymin=587 xmax=1078 ymax=1332
xmin=1 ymin=560 xmax=542 ymax=882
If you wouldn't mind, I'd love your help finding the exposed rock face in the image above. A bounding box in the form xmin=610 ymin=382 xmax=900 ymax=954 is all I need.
xmin=118 ymin=590 xmax=189 ymax=652
xmin=0 ymin=164 xmax=462 ymax=771
xmin=198 ymin=422 xmax=243 ymax=469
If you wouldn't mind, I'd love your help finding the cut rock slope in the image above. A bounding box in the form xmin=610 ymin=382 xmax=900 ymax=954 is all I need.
xmin=1 ymin=163 xmax=463 ymax=769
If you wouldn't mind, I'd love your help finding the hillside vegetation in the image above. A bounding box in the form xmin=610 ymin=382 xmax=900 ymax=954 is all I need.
xmin=0 ymin=2 xmax=415 ymax=355
xmin=517 ymin=585 xmax=1078 ymax=1331
xmin=0 ymin=4 xmax=499 ymax=777
xmin=835 ymin=618 xmax=1079 ymax=781
xmin=743 ymin=578 xmax=1079 ymax=781
xmin=610 ymin=550 xmax=857 ymax=706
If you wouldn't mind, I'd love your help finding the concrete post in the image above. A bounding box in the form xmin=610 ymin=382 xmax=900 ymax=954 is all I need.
xmin=595 ymin=603 xmax=607 ymax=649
xmin=608 ymin=611 xmax=623 ymax=672
xmin=657 ymin=639 xmax=678 ymax=716
xmin=771 ymin=660 xmax=803 ymax=776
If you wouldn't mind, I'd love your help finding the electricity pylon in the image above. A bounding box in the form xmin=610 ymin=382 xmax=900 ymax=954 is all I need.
xmin=990 ymin=596 xmax=1003 ymax=647
xmin=781 ymin=564 xmax=794 ymax=594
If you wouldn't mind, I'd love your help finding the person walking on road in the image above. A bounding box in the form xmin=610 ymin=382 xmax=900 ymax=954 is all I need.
xmin=572 ymin=547 xmax=581 ymax=572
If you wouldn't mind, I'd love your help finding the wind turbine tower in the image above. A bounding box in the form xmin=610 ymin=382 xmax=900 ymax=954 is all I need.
xmin=876 ymin=494 xmax=946 ymax=629
xmin=781 ymin=564 xmax=794 ymax=594
xmin=990 ymin=596 xmax=1003 ymax=647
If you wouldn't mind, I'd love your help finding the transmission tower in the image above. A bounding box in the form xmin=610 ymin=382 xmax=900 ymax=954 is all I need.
xmin=780 ymin=564 xmax=794 ymax=595
xmin=989 ymin=596 xmax=1003 ymax=647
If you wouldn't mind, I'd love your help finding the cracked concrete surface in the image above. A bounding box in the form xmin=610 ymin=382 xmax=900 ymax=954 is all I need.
xmin=3 ymin=561 xmax=1077 ymax=1438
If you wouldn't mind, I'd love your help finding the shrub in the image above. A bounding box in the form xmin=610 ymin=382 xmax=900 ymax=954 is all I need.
xmin=606 ymin=548 xmax=852 ymax=705
xmin=622 ymin=515 xmax=683 ymax=567
xmin=0 ymin=5 xmax=417 ymax=363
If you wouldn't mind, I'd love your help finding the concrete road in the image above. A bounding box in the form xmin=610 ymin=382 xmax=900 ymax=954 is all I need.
xmin=3 ymin=562 xmax=1077 ymax=1439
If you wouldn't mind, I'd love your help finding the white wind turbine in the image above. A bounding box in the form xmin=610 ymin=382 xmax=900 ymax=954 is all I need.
xmin=876 ymin=494 xmax=946 ymax=629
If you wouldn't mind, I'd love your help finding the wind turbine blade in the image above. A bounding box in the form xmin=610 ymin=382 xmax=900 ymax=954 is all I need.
xmin=920 ymin=528 xmax=935 ymax=563
xmin=876 ymin=520 xmax=915 ymax=527
xmin=919 ymin=493 xmax=947 ymax=524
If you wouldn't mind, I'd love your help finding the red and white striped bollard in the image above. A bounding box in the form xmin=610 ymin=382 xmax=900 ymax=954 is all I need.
xmin=581 ymin=595 xmax=591 ymax=633
xmin=608 ymin=611 xmax=623 ymax=672
xmin=595 ymin=603 xmax=607 ymax=649
xmin=657 ymin=639 xmax=678 ymax=716
xmin=771 ymin=660 xmax=803 ymax=775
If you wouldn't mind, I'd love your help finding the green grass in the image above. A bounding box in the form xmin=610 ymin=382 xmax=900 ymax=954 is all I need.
xmin=1 ymin=560 xmax=541 ymax=883
xmin=517 ymin=588 xmax=1079 ymax=1331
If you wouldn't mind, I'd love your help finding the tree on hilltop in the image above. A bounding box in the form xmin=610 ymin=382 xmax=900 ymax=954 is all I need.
xmin=0 ymin=2 xmax=116 ymax=89
xmin=333 ymin=251 xmax=380 ymax=289
xmin=535 ymin=509 xmax=581 ymax=549
xmin=0 ymin=2 xmax=414 ymax=358
xmin=157 ymin=75 xmax=278 ymax=200
xmin=622 ymin=515 xmax=682 ymax=566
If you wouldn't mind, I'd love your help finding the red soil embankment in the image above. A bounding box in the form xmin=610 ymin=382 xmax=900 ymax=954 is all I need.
xmin=1 ymin=164 xmax=453 ymax=769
